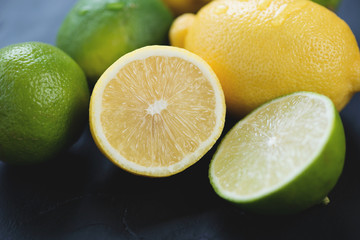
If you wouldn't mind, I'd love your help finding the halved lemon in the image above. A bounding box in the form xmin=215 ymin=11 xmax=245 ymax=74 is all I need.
xmin=90 ymin=45 xmax=226 ymax=177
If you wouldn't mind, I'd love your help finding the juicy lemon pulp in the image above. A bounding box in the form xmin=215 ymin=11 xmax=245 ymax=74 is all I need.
xmin=90 ymin=46 xmax=225 ymax=177
xmin=101 ymin=56 xmax=217 ymax=167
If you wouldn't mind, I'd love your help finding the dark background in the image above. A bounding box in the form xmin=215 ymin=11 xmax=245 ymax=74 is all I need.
xmin=1 ymin=0 xmax=360 ymax=239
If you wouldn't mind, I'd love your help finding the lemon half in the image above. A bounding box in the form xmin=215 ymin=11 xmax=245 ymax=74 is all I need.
xmin=90 ymin=46 xmax=226 ymax=177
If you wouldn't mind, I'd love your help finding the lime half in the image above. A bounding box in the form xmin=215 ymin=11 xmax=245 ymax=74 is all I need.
xmin=209 ymin=92 xmax=345 ymax=214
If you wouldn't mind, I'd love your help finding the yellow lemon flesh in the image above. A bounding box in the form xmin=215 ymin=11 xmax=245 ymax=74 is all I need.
xmin=90 ymin=46 xmax=226 ymax=177
xmin=170 ymin=0 xmax=360 ymax=117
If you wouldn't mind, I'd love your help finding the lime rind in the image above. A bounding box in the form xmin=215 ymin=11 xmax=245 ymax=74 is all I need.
xmin=209 ymin=92 xmax=345 ymax=214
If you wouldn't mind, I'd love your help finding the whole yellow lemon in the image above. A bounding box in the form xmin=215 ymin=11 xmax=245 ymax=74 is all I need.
xmin=170 ymin=0 xmax=360 ymax=116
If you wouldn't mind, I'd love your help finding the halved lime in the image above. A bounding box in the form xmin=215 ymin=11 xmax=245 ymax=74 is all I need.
xmin=209 ymin=92 xmax=345 ymax=214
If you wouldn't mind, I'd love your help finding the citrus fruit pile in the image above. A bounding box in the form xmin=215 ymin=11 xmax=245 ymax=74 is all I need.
xmin=1 ymin=0 xmax=359 ymax=214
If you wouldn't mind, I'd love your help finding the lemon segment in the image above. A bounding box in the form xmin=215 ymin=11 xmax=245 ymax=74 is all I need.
xmin=209 ymin=92 xmax=345 ymax=214
xmin=90 ymin=46 xmax=225 ymax=177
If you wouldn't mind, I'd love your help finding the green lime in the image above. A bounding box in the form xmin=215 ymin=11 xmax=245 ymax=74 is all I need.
xmin=312 ymin=0 xmax=342 ymax=10
xmin=56 ymin=0 xmax=173 ymax=85
xmin=0 ymin=42 xmax=90 ymax=165
xmin=209 ymin=92 xmax=345 ymax=214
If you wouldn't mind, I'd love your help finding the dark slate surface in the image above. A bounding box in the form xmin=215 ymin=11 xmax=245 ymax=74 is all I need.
xmin=0 ymin=0 xmax=360 ymax=239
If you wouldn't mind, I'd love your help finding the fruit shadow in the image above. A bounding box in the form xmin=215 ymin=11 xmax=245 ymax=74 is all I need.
xmin=0 ymin=126 xmax=103 ymax=239
xmin=66 ymin=114 xmax=241 ymax=238
xmin=339 ymin=93 xmax=360 ymax=185
xmin=0 ymin=116 xmax=237 ymax=239
xmin=210 ymin=202 xmax=353 ymax=240
xmin=2 ymin=104 xmax=357 ymax=239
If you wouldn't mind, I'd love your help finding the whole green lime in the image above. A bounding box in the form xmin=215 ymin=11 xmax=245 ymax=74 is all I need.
xmin=56 ymin=0 xmax=173 ymax=85
xmin=0 ymin=42 xmax=90 ymax=165
xmin=312 ymin=0 xmax=342 ymax=10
